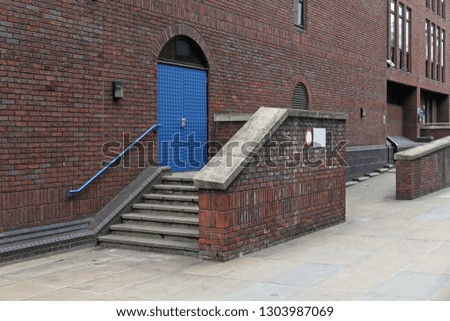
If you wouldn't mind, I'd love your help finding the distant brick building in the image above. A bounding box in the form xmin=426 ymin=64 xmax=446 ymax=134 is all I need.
xmin=0 ymin=1 xmax=449 ymax=240
xmin=387 ymin=0 xmax=450 ymax=140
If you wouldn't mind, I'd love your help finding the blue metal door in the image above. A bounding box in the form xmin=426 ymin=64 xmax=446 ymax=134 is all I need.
xmin=157 ymin=64 xmax=207 ymax=172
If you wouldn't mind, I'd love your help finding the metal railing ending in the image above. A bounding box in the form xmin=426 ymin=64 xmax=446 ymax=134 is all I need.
xmin=68 ymin=124 xmax=161 ymax=199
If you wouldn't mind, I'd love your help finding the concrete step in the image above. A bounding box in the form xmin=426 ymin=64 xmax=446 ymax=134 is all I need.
xmin=353 ymin=176 xmax=370 ymax=182
xmin=98 ymin=235 xmax=199 ymax=256
xmin=365 ymin=172 xmax=380 ymax=178
xmin=122 ymin=213 xmax=199 ymax=227
xmin=346 ymin=181 xmax=359 ymax=188
xmin=133 ymin=203 xmax=199 ymax=214
xmin=162 ymin=175 xmax=195 ymax=186
xmin=142 ymin=193 xmax=199 ymax=205
xmin=109 ymin=224 xmax=198 ymax=242
xmin=152 ymin=184 xmax=197 ymax=195
xmin=384 ymin=164 xmax=395 ymax=169
xmin=375 ymin=168 xmax=389 ymax=174
xmin=98 ymin=170 xmax=200 ymax=257
xmin=110 ymin=224 xmax=198 ymax=238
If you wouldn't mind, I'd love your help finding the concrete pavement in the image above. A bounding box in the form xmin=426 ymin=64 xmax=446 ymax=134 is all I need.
xmin=1 ymin=170 xmax=450 ymax=301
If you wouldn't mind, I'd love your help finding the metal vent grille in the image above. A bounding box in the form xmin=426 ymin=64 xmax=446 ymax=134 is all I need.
xmin=292 ymin=82 xmax=308 ymax=110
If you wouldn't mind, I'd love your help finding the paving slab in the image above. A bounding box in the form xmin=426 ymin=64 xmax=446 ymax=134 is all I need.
xmin=431 ymin=280 xmax=450 ymax=300
xmin=0 ymin=282 xmax=56 ymax=300
xmin=226 ymin=282 xmax=303 ymax=301
xmin=268 ymin=263 xmax=344 ymax=289
xmin=364 ymin=272 xmax=450 ymax=300
xmin=22 ymin=288 xmax=97 ymax=301
xmin=69 ymin=268 xmax=159 ymax=293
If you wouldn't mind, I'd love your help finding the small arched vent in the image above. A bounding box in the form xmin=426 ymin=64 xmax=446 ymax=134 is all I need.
xmin=292 ymin=82 xmax=309 ymax=110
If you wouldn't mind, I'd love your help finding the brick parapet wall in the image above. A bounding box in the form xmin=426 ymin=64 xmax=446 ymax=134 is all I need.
xmin=421 ymin=128 xmax=450 ymax=140
xmin=198 ymin=115 xmax=346 ymax=261
xmin=396 ymin=137 xmax=450 ymax=200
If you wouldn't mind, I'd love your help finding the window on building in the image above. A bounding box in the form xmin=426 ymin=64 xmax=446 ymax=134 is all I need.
xmin=426 ymin=23 xmax=446 ymax=82
xmin=442 ymin=30 xmax=446 ymax=82
xmin=437 ymin=27 xmax=441 ymax=81
xmin=294 ymin=0 xmax=305 ymax=28
xmin=426 ymin=21 xmax=430 ymax=77
xmin=428 ymin=0 xmax=446 ymax=18
xmin=390 ymin=0 xmax=397 ymax=64
xmin=406 ymin=8 xmax=411 ymax=71
xmin=292 ymin=82 xmax=309 ymax=110
xmin=159 ymin=36 xmax=208 ymax=68
xmin=398 ymin=4 xmax=404 ymax=69
xmin=389 ymin=1 xmax=411 ymax=72
xmin=431 ymin=23 xmax=435 ymax=79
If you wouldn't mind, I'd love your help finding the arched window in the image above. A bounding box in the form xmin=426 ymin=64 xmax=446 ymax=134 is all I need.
xmin=159 ymin=36 xmax=208 ymax=69
xmin=292 ymin=82 xmax=309 ymax=110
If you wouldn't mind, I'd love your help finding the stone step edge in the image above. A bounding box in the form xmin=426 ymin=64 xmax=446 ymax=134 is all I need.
xmin=152 ymin=184 xmax=197 ymax=191
xmin=143 ymin=193 xmax=199 ymax=202
xmin=110 ymin=224 xmax=199 ymax=237
xmin=133 ymin=203 xmax=199 ymax=213
xmin=98 ymin=235 xmax=198 ymax=251
xmin=122 ymin=213 xmax=199 ymax=225
xmin=162 ymin=176 xmax=195 ymax=182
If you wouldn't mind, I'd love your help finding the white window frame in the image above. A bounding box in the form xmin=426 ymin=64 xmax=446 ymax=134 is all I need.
xmin=294 ymin=0 xmax=305 ymax=28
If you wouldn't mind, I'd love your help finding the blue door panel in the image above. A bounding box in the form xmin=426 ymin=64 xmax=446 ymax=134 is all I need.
xmin=157 ymin=64 xmax=207 ymax=172
xmin=183 ymin=68 xmax=208 ymax=170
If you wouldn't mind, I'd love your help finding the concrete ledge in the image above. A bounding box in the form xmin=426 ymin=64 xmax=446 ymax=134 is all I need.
xmin=395 ymin=136 xmax=450 ymax=161
xmin=288 ymin=109 xmax=347 ymax=120
xmin=214 ymin=113 xmax=253 ymax=122
xmin=421 ymin=125 xmax=450 ymax=129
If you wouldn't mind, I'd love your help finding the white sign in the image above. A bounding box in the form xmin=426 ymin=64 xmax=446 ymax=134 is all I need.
xmin=313 ymin=128 xmax=326 ymax=148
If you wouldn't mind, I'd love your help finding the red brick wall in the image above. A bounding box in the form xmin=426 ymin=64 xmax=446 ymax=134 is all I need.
xmin=387 ymin=104 xmax=403 ymax=136
xmin=396 ymin=147 xmax=450 ymax=200
xmin=198 ymin=116 xmax=346 ymax=261
xmin=421 ymin=128 xmax=450 ymax=139
xmin=213 ymin=122 xmax=246 ymax=149
xmin=0 ymin=0 xmax=385 ymax=232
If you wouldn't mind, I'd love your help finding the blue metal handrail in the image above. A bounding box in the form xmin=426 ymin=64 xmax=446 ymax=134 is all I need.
xmin=68 ymin=124 xmax=161 ymax=199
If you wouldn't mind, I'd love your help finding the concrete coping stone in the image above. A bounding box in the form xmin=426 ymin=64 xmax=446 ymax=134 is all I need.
xmin=394 ymin=135 xmax=450 ymax=161
xmin=421 ymin=125 xmax=450 ymax=129
xmin=287 ymin=109 xmax=347 ymax=120
xmin=214 ymin=113 xmax=253 ymax=122
xmin=194 ymin=107 xmax=347 ymax=190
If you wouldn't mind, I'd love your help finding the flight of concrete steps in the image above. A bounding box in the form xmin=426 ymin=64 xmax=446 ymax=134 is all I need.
xmin=98 ymin=172 xmax=199 ymax=256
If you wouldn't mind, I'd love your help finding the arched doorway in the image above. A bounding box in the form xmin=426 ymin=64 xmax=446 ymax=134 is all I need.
xmin=157 ymin=36 xmax=208 ymax=172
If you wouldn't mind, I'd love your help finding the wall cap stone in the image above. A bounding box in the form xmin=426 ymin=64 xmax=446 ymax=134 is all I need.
xmin=288 ymin=109 xmax=348 ymax=120
xmin=194 ymin=107 xmax=288 ymax=190
xmin=214 ymin=113 xmax=253 ymax=122
xmin=395 ymin=136 xmax=450 ymax=160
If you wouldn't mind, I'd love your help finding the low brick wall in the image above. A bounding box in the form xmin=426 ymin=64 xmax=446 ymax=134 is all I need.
xmin=421 ymin=127 xmax=450 ymax=140
xmin=395 ymin=136 xmax=450 ymax=200
xmin=195 ymin=108 xmax=347 ymax=261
